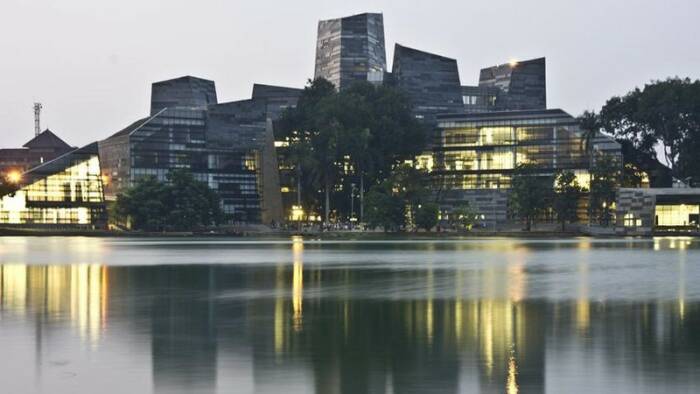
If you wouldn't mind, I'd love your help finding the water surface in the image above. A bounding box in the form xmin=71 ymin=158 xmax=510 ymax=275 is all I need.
xmin=1 ymin=236 xmax=699 ymax=393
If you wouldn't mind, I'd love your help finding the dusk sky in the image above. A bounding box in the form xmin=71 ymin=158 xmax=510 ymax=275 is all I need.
xmin=1 ymin=0 xmax=699 ymax=148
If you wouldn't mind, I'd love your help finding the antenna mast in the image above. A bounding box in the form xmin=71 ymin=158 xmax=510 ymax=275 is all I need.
xmin=34 ymin=103 xmax=43 ymax=136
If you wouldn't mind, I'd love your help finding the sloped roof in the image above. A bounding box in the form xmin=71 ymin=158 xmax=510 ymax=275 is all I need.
xmin=22 ymin=129 xmax=72 ymax=150
xmin=21 ymin=142 xmax=100 ymax=185
xmin=105 ymin=116 xmax=152 ymax=139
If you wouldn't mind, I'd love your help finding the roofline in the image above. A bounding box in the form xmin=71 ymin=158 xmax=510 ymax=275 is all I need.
xmin=480 ymin=57 xmax=546 ymax=72
xmin=128 ymin=108 xmax=167 ymax=137
xmin=151 ymin=75 xmax=216 ymax=86
xmin=21 ymin=142 xmax=99 ymax=175
xmin=318 ymin=12 xmax=383 ymax=23
xmin=393 ymin=43 xmax=458 ymax=63
xmin=437 ymin=108 xmax=571 ymax=121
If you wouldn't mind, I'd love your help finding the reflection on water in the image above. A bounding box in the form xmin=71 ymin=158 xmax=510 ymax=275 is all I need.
xmin=1 ymin=237 xmax=700 ymax=393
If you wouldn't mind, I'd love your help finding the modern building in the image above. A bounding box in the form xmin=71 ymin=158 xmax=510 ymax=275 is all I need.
xmin=150 ymin=76 xmax=218 ymax=115
xmin=475 ymin=57 xmax=547 ymax=112
xmin=391 ymin=44 xmax=464 ymax=125
xmin=251 ymin=84 xmax=303 ymax=122
xmin=0 ymin=129 xmax=75 ymax=178
xmin=433 ymin=109 xmax=621 ymax=226
xmin=0 ymin=142 xmax=106 ymax=227
xmin=314 ymin=12 xmax=387 ymax=90
xmin=99 ymin=76 xmax=284 ymax=224
xmin=616 ymin=188 xmax=700 ymax=235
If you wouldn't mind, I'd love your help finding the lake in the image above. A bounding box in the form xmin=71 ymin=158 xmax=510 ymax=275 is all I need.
xmin=1 ymin=236 xmax=699 ymax=393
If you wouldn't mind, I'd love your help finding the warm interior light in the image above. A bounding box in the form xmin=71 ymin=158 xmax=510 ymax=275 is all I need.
xmin=7 ymin=171 xmax=22 ymax=184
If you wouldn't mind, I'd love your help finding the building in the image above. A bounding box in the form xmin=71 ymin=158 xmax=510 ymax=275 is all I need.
xmin=0 ymin=142 xmax=106 ymax=227
xmin=391 ymin=44 xmax=464 ymax=125
xmin=150 ymin=76 xmax=218 ymax=115
xmin=251 ymin=84 xmax=303 ymax=122
xmin=461 ymin=85 xmax=500 ymax=114
xmin=616 ymin=188 xmax=700 ymax=236
xmin=476 ymin=57 xmax=547 ymax=111
xmin=99 ymin=76 xmax=284 ymax=224
xmin=314 ymin=12 xmax=387 ymax=90
xmin=0 ymin=129 xmax=75 ymax=178
xmin=433 ymin=109 xmax=621 ymax=226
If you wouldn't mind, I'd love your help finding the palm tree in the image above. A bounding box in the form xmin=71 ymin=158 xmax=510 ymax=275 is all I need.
xmin=578 ymin=110 xmax=601 ymax=166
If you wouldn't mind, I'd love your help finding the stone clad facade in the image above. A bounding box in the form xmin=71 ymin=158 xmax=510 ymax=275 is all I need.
xmin=315 ymin=13 xmax=387 ymax=90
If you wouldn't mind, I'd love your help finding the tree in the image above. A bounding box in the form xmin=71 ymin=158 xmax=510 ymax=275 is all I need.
xmin=599 ymin=78 xmax=700 ymax=183
xmin=509 ymin=164 xmax=553 ymax=231
xmin=553 ymin=171 xmax=583 ymax=231
xmin=114 ymin=170 xmax=224 ymax=231
xmin=114 ymin=176 xmax=168 ymax=231
xmin=578 ymin=110 xmax=601 ymax=166
xmin=364 ymin=183 xmax=405 ymax=232
xmin=276 ymin=79 xmax=427 ymax=224
xmin=449 ymin=202 xmax=478 ymax=231
xmin=415 ymin=203 xmax=439 ymax=232
xmin=164 ymin=169 xmax=224 ymax=229
xmin=589 ymin=155 xmax=620 ymax=226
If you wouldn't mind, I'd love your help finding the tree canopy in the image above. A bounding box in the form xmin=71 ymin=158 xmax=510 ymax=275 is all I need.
xmin=595 ymin=78 xmax=700 ymax=184
xmin=553 ymin=171 xmax=584 ymax=231
xmin=276 ymin=78 xmax=428 ymax=223
xmin=509 ymin=164 xmax=553 ymax=231
xmin=114 ymin=169 xmax=224 ymax=231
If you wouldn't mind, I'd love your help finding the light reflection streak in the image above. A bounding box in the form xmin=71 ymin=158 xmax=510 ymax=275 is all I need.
xmin=292 ymin=237 xmax=304 ymax=332
xmin=1 ymin=264 xmax=108 ymax=346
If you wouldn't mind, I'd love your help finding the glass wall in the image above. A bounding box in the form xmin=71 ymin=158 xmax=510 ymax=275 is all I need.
xmin=655 ymin=204 xmax=700 ymax=227
xmin=435 ymin=112 xmax=599 ymax=190
xmin=127 ymin=109 xmax=263 ymax=222
xmin=0 ymin=156 xmax=105 ymax=225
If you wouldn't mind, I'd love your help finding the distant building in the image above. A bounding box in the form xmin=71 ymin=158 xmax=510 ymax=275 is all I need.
xmin=150 ymin=76 xmax=218 ymax=115
xmin=617 ymin=188 xmax=700 ymax=236
xmin=475 ymin=57 xmax=547 ymax=112
xmin=251 ymin=84 xmax=303 ymax=122
xmin=461 ymin=85 xmax=500 ymax=114
xmin=433 ymin=109 xmax=621 ymax=226
xmin=0 ymin=129 xmax=75 ymax=177
xmin=315 ymin=12 xmax=387 ymax=90
xmin=391 ymin=44 xmax=464 ymax=125
xmin=99 ymin=76 xmax=285 ymax=224
xmin=0 ymin=142 xmax=106 ymax=227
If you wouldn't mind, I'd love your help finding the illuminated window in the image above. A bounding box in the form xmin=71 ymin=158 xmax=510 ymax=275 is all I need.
xmin=0 ymin=155 xmax=105 ymax=225
xmin=656 ymin=204 xmax=700 ymax=227
xmin=623 ymin=213 xmax=641 ymax=227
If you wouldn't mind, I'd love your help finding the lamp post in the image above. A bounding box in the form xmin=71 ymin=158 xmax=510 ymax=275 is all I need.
xmin=350 ymin=183 xmax=355 ymax=229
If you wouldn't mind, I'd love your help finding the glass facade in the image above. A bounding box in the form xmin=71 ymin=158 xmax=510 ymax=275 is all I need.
xmin=655 ymin=204 xmax=700 ymax=227
xmin=434 ymin=110 xmax=620 ymax=190
xmin=101 ymin=108 xmax=263 ymax=222
xmin=0 ymin=146 xmax=105 ymax=226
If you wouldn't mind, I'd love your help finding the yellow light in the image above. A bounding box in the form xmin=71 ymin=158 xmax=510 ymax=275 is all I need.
xmin=7 ymin=171 xmax=22 ymax=184
xmin=281 ymin=187 xmax=291 ymax=193
xmin=509 ymin=59 xmax=519 ymax=67
xmin=290 ymin=205 xmax=304 ymax=221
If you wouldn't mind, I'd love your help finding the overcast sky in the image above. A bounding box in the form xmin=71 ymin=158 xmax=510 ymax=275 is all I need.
xmin=1 ymin=0 xmax=699 ymax=148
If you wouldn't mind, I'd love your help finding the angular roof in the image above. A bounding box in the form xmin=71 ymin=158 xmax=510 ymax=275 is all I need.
xmin=22 ymin=129 xmax=72 ymax=150
xmin=105 ymin=116 xmax=152 ymax=139
xmin=251 ymin=84 xmax=303 ymax=99
xmin=21 ymin=142 xmax=100 ymax=185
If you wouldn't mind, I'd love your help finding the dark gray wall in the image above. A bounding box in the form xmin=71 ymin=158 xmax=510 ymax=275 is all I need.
xmin=151 ymin=76 xmax=218 ymax=115
xmin=391 ymin=44 xmax=464 ymax=125
xmin=314 ymin=13 xmax=387 ymax=90
xmin=478 ymin=58 xmax=546 ymax=111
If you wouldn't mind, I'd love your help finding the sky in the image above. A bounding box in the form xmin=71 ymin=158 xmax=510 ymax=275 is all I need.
xmin=1 ymin=0 xmax=699 ymax=148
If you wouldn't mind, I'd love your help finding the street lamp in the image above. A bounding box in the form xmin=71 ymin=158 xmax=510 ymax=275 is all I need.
xmin=6 ymin=171 xmax=22 ymax=184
